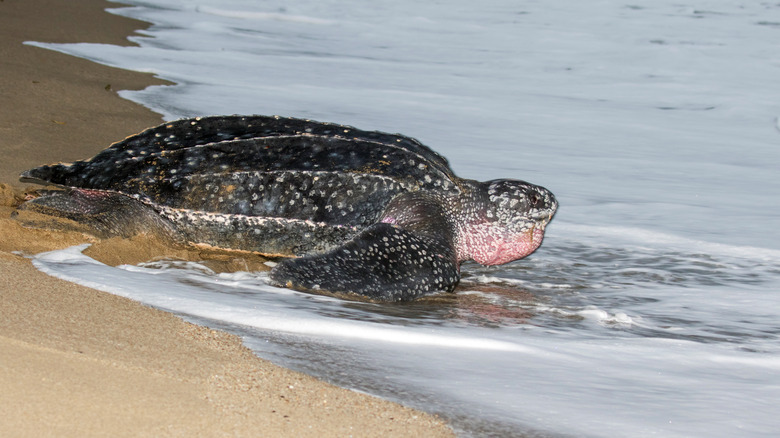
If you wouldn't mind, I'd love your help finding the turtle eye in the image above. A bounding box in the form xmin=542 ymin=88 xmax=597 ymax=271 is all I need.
xmin=528 ymin=192 xmax=541 ymax=208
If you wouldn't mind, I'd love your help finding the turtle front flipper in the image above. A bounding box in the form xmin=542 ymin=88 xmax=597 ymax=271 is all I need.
xmin=269 ymin=223 xmax=459 ymax=302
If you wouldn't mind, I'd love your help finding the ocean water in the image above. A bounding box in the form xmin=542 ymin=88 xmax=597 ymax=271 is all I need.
xmin=26 ymin=0 xmax=780 ymax=436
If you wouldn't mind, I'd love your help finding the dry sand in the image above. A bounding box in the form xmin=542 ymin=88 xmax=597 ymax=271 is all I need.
xmin=0 ymin=1 xmax=454 ymax=436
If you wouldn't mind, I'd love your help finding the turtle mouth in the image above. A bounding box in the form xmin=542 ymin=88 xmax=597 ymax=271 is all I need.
xmin=530 ymin=211 xmax=554 ymax=223
xmin=528 ymin=201 xmax=557 ymax=223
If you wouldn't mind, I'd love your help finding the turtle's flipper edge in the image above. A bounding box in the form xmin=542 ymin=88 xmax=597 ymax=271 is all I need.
xmin=18 ymin=188 xmax=180 ymax=240
xmin=269 ymin=223 xmax=459 ymax=302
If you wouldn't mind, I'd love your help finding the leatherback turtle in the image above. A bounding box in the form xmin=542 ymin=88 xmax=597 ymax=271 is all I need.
xmin=20 ymin=115 xmax=557 ymax=301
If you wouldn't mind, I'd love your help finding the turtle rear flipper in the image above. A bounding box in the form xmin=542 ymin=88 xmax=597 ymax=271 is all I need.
xmin=18 ymin=188 xmax=180 ymax=240
xmin=269 ymin=223 xmax=459 ymax=302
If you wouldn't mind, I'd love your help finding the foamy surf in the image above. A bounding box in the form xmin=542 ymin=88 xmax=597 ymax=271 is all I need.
xmin=196 ymin=6 xmax=334 ymax=25
xmin=33 ymin=245 xmax=531 ymax=352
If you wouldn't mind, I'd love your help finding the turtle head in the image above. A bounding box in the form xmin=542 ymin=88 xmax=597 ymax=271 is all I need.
xmin=456 ymin=179 xmax=557 ymax=266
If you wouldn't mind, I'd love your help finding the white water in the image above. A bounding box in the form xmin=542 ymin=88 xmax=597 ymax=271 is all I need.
xmin=25 ymin=1 xmax=780 ymax=436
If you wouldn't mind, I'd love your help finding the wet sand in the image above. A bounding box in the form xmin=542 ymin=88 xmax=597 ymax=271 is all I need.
xmin=0 ymin=1 xmax=453 ymax=436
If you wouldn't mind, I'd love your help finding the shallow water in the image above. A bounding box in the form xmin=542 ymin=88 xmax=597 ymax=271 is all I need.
xmin=33 ymin=231 xmax=780 ymax=437
xmin=27 ymin=0 xmax=780 ymax=436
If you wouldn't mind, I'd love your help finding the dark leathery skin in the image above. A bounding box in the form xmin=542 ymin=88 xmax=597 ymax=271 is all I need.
xmin=19 ymin=115 xmax=557 ymax=301
xmin=269 ymin=223 xmax=459 ymax=302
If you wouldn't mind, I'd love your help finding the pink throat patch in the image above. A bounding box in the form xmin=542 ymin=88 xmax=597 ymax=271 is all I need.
xmin=463 ymin=226 xmax=545 ymax=266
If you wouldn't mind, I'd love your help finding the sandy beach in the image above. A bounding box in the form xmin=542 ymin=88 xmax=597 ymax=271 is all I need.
xmin=0 ymin=1 xmax=453 ymax=436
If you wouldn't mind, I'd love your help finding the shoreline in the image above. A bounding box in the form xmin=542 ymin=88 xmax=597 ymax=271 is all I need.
xmin=0 ymin=1 xmax=453 ymax=436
